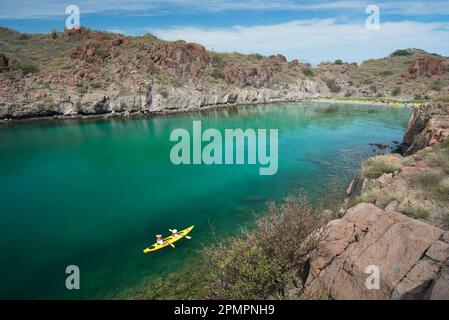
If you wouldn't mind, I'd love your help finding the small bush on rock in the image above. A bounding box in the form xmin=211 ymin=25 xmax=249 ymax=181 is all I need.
xmin=362 ymin=155 xmax=403 ymax=179
xmin=398 ymin=199 xmax=430 ymax=219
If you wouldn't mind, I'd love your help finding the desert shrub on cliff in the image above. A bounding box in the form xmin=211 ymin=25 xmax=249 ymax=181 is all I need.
xmin=356 ymin=183 xmax=381 ymax=204
xmin=398 ymin=199 xmax=430 ymax=219
xmin=9 ymin=59 xmax=39 ymax=75
xmin=392 ymin=86 xmax=401 ymax=96
xmin=302 ymin=66 xmax=314 ymax=77
xmin=361 ymin=155 xmax=403 ymax=179
xmin=441 ymin=212 xmax=449 ymax=230
xmin=325 ymin=79 xmax=341 ymax=93
xmin=375 ymin=186 xmax=406 ymax=208
xmin=413 ymin=173 xmax=449 ymax=204
xmin=76 ymin=83 xmax=89 ymax=94
xmin=434 ymin=95 xmax=449 ymax=103
xmin=429 ymin=81 xmax=442 ymax=91
xmin=392 ymin=49 xmax=412 ymax=57
xmin=425 ymin=142 xmax=449 ymax=173
xmin=51 ymin=28 xmax=58 ymax=40
xmin=204 ymin=194 xmax=335 ymax=300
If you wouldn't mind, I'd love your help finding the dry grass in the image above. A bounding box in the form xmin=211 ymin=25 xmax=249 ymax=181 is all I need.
xmin=413 ymin=174 xmax=449 ymax=204
xmin=375 ymin=186 xmax=407 ymax=208
xmin=362 ymin=155 xmax=403 ymax=179
xmin=356 ymin=183 xmax=381 ymax=204
xmin=398 ymin=199 xmax=431 ymax=219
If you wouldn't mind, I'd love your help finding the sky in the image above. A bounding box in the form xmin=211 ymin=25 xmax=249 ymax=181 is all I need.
xmin=1 ymin=0 xmax=449 ymax=64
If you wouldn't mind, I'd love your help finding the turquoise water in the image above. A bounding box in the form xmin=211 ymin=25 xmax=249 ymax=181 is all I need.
xmin=0 ymin=102 xmax=410 ymax=299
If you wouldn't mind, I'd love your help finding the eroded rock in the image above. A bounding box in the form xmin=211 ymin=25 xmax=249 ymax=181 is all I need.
xmin=303 ymin=203 xmax=446 ymax=300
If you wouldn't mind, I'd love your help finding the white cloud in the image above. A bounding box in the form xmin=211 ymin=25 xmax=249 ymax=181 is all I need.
xmin=151 ymin=19 xmax=449 ymax=63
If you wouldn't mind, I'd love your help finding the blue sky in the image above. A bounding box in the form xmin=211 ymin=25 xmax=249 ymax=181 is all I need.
xmin=1 ymin=0 xmax=449 ymax=63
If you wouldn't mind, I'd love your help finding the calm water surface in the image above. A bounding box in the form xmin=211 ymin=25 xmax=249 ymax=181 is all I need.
xmin=0 ymin=102 xmax=411 ymax=299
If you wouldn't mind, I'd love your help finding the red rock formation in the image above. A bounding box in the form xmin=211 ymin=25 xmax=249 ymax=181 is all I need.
xmin=222 ymin=54 xmax=292 ymax=87
xmin=406 ymin=56 xmax=448 ymax=77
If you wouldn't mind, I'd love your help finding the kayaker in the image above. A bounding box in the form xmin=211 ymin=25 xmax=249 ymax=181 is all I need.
xmin=156 ymin=234 xmax=167 ymax=245
xmin=171 ymin=229 xmax=182 ymax=238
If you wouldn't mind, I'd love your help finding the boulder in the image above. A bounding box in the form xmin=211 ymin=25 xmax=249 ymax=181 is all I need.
xmin=429 ymin=258 xmax=449 ymax=300
xmin=303 ymin=203 xmax=446 ymax=299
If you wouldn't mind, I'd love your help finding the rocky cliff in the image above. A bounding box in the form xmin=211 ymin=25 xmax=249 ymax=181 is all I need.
xmin=1 ymin=27 xmax=448 ymax=121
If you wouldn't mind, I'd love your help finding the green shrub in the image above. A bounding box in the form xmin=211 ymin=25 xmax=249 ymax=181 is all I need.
xmin=392 ymin=87 xmax=401 ymax=96
xmin=434 ymin=95 xmax=449 ymax=103
xmin=392 ymin=49 xmax=412 ymax=57
xmin=441 ymin=212 xmax=449 ymax=230
xmin=376 ymin=187 xmax=406 ymax=208
xmin=429 ymin=81 xmax=442 ymax=91
xmin=51 ymin=28 xmax=58 ymax=39
xmin=95 ymin=47 xmax=106 ymax=56
xmin=334 ymin=59 xmax=344 ymax=65
xmin=363 ymin=78 xmax=373 ymax=85
xmin=205 ymin=194 xmax=333 ymax=299
xmin=160 ymin=90 xmax=168 ymax=99
xmin=90 ymin=82 xmax=102 ymax=89
xmin=14 ymin=62 xmax=39 ymax=75
xmin=356 ymin=184 xmax=381 ymax=204
xmin=76 ymin=84 xmax=89 ymax=94
xmin=413 ymin=174 xmax=449 ymax=204
xmin=211 ymin=68 xmax=224 ymax=79
xmin=398 ymin=200 xmax=430 ymax=219
xmin=18 ymin=33 xmax=32 ymax=40
xmin=425 ymin=149 xmax=449 ymax=173
xmin=325 ymin=79 xmax=341 ymax=93
xmin=303 ymin=67 xmax=314 ymax=77
xmin=42 ymin=96 xmax=54 ymax=105
xmin=362 ymin=156 xmax=402 ymax=179
xmin=379 ymin=70 xmax=394 ymax=76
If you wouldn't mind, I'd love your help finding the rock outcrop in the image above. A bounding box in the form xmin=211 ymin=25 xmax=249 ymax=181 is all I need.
xmin=303 ymin=203 xmax=449 ymax=300
xmin=301 ymin=101 xmax=449 ymax=300
xmin=402 ymin=103 xmax=449 ymax=154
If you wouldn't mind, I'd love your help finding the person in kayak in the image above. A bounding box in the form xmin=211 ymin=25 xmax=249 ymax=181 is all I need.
xmin=156 ymin=234 xmax=167 ymax=245
xmin=171 ymin=229 xmax=182 ymax=238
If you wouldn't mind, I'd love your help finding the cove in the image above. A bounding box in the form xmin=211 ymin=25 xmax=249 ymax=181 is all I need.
xmin=0 ymin=102 xmax=411 ymax=299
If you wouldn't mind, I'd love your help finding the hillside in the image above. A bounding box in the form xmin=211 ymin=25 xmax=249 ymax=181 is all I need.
xmin=1 ymin=27 xmax=449 ymax=120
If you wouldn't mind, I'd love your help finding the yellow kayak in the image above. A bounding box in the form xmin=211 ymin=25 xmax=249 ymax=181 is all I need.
xmin=143 ymin=226 xmax=194 ymax=254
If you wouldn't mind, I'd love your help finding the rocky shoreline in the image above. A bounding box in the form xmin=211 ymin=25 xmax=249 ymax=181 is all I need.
xmin=301 ymin=101 xmax=449 ymax=299
xmin=1 ymin=94 xmax=412 ymax=125
xmin=0 ymin=83 xmax=324 ymax=123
